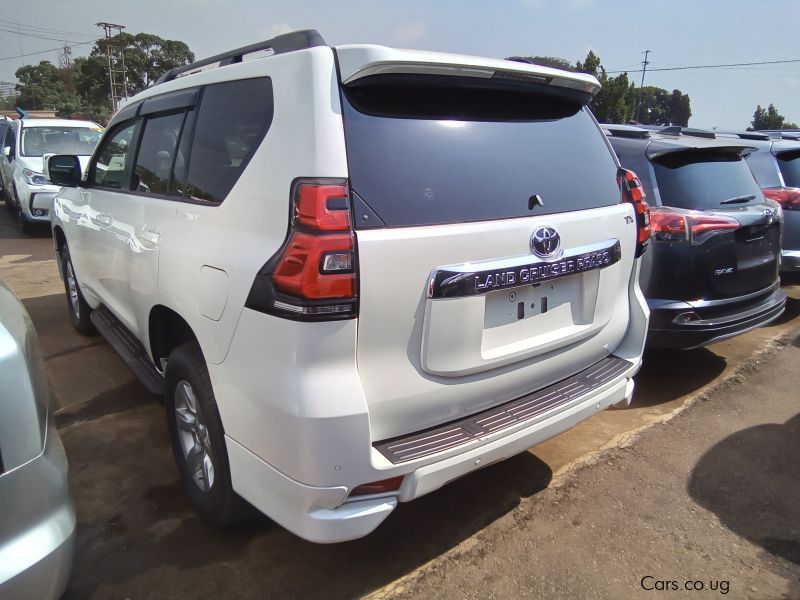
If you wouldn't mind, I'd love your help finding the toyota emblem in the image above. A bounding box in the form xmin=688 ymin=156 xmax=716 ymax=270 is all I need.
xmin=531 ymin=226 xmax=561 ymax=258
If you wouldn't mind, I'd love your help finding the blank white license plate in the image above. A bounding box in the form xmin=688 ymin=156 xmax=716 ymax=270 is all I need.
xmin=483 ymin=276 xmax=583 ymax=330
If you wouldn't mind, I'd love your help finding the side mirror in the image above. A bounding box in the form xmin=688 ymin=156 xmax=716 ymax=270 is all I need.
xmin=45 ymin=154 xmax=82 ymax=187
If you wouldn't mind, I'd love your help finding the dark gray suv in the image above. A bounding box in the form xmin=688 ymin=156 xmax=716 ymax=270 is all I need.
xmin=604 ymin=124 xmax=786 ymax=349
xmin=719 ymin=131 xmax=800 ymax=273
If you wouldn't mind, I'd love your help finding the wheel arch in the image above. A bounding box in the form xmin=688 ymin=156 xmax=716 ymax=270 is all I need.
xmin=148 ymin=305 xmax=201 ymax=370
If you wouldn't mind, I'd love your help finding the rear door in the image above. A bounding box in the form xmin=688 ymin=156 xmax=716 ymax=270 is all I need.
xmin=650 ymin=150 xmax=780 ymax=299
xmin=339 ymin=68 xmax=639 ymax=440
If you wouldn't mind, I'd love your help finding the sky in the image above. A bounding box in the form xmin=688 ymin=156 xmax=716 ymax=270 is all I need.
xmin=1 ymin=0 xmax=797 ymax=129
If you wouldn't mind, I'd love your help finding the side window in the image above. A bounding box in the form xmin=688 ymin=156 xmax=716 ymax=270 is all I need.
xmin=133 ymin=111 xmax=185 ymax=195
xmin=4 ymin=127 xmax=16 ymax=158
xmin=184 ymin=78 xmax=273 ymax=204
xmin=92 ymin=122 xmax=136 ymax=189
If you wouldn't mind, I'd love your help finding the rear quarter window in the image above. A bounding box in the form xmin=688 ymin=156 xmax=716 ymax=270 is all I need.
xmin=776 ymin=150 xmax=800 ymax=188
xmin=183 ymin=77 xmax=273 ymax=204
xmin=341 ymin=75 xmax=620 ymax=228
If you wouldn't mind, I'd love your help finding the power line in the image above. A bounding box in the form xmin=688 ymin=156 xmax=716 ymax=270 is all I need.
xmin=607 ymin=58 xmax=800 ymax=74
xmin=0 ymin=25 xmax=100 ymax=44
xmin=0 ymin=40 xmax=95 ymax=61
xmin=0 ymin=18 xmax=98 ymax=39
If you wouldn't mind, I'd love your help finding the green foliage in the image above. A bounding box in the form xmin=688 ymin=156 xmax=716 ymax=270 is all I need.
xmin=13 ymin=31 xmax=194 ymax=123
xmin=14 ymin=61 xmax=81 ymax=117
xmin=751 ymin=104 xmax=798 ymax=130
xmin=507 ymin=49 xmax=693 ymax=126
xmin=574 ymin=51 xmax=637 ymax=124
xmin=635 ymin=86 xmax=691 ymax=127
xmin=507 ymin=55 xmax=573 ymax=71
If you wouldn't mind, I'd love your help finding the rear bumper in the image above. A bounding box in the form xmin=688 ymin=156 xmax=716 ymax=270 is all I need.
xmin=646 ymin=286 xmax=787 ymax=349
xmin=225 ymin=355 xmax=639 ymax=543
xmin=0 ymin=421 xmax=76 ymax=600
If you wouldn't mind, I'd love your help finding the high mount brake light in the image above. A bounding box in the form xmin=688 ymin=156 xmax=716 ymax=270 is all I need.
xmin=762 ymin=187 xmax=800 ymax=210
xmin=244 ymin=179 xmax=358 ymax=321
xmin=617 ymin=167 xmax=650 ymax=257
xmin=649 ymin=207 xmax=739 ymax=243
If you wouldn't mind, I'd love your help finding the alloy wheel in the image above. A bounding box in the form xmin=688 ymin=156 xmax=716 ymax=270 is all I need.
xmin=174 ymin=380 xmax=216 ymax=492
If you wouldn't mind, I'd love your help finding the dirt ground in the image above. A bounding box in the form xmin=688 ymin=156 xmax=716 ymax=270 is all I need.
xmin=1 ymin=205 xmax=799 ymax=599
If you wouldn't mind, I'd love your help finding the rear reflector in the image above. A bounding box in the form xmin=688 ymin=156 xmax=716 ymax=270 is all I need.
xmin=349 ymin=476 xmax=404 ymax=497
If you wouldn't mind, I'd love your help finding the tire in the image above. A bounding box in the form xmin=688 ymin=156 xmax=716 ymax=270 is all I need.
xmin=60 ymin=244 xmax=96 ymax=335
xmin=13 ymin=185 xmax=35 ymax=233
xmin=165 ymin=342 xmax=244 ymax=526
xmin=2 ymin=177 xmax=12 ymax=212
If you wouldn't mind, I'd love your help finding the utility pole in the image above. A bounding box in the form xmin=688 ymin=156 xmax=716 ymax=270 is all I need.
xmin=634 ymin=49 xmax=651 ymax=123
xmin=96 ymin=22 xmax=128 ymax=113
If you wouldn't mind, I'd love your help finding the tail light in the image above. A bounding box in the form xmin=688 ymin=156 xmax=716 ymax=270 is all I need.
xmin=762 ymin=187 xmax=800 ymax=210
xmin=245 ymin=179 xmax=358 ymax=321
xmin=649 ymin=207 xmax=739 ymax=243
xmin=617 ymin=167 xmax=650 ymax=257
xmin=349 ymin=476 xmax=404 ymax=497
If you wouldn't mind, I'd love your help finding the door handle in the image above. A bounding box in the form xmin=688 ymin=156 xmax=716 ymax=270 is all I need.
xmin=141 ymin=225 xmax=161 ymax=244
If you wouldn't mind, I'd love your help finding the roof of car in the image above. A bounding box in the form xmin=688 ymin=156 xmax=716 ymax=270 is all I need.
xmin=19 ymin=118 xmax=101 ymax=129
xmin=603 ymin=124 xmax=756 ymax=159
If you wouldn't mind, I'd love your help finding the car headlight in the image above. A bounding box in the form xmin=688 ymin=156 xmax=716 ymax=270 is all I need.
xmin=23 ymin=168 xmax=50 ymax=186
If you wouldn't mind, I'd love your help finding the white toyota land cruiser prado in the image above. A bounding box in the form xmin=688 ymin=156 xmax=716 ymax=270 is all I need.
xmin=47 ymin=30 xmax=650 ymax=543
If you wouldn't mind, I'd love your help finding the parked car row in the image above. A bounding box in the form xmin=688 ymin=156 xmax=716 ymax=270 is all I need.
xmin=1 ymin=31 xmax=796 ymax=555
xmin=0 ymin=117 xmax=102 ymax=232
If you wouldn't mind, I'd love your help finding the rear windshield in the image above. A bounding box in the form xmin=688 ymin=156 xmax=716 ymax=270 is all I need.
xmin=653 ymin=152 xmax=763 ymax=210
xmin=340 ymin=75 xmax=620 ymax=228
xmin=776 ymin=150 xmax=800 ymax=188
xmin=21 ymin=126 xmax=102 ymax=157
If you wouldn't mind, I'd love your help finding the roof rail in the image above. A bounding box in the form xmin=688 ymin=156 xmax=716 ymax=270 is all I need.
xmin=657 ymin=126 xmax=715 ymax=139
xmin=155 ymin=29 xmax=327 ymax=85
xmin=600 ymin=124 xmax=651 ymax=139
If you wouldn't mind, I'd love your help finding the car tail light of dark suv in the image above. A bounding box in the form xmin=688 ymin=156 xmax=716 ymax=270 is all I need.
xmin=245 ymin=178 xmax=359 ymax=321
xmin=649 ymin=208 xmax=740 ymax=243
xmin=617 ymin=167 xmax=651 ymax=257
xmin=762 ymin=186 xmax=800 ymax=210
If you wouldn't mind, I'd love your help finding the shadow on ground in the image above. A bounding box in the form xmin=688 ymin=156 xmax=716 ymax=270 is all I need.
xmin=689 ymin=412 xmax=800 ymax=567
xmin=62 ymin=388 xmax=553 ymax=599
xmin=633 ymin=346 xmax=727 ymax=408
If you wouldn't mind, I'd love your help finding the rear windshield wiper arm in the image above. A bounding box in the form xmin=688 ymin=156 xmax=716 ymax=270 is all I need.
xmin=719 ymin=194 xmax=755 ymax=205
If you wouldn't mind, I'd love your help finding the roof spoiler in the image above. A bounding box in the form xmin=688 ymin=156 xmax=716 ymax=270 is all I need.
xmin=647 ymin=144 xmax=755 ymax=160
xmin=155 ymin=29 xmax=327 ymax=85
xmin=600 ymin=124 xmax=651 ymax=139
xmin=657 ymin=126 xmax=715 ymax=139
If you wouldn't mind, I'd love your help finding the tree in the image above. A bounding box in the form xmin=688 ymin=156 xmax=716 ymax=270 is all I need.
xmin=751 ymin=104 xmax=797 ymax=130
xmin=89 ymin=33 xmax=194 ymax=95
xmin=506 ymin=55 xmax=573 ymax=71
xmin=14 ymin=61 xmax=81 ymax=116
xmin=12 ymin=31 xmax=195 ymax=123
xmin=574 ymin=51 xmax=637 ymax=124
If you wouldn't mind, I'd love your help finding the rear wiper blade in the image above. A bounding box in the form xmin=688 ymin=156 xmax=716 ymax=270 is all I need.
xmin=720 ymin=194 xmax=755 ymax=205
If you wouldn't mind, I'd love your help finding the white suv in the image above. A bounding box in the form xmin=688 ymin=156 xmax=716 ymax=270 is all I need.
xmin=1 ymin=118 xmax=102 ymax=232
xmin=47 ymin=30 xmax=650 ymax=543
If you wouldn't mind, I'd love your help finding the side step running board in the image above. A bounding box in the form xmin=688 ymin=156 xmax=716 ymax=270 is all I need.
xmin=91 ymin=305 xmax=164 ymax=396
